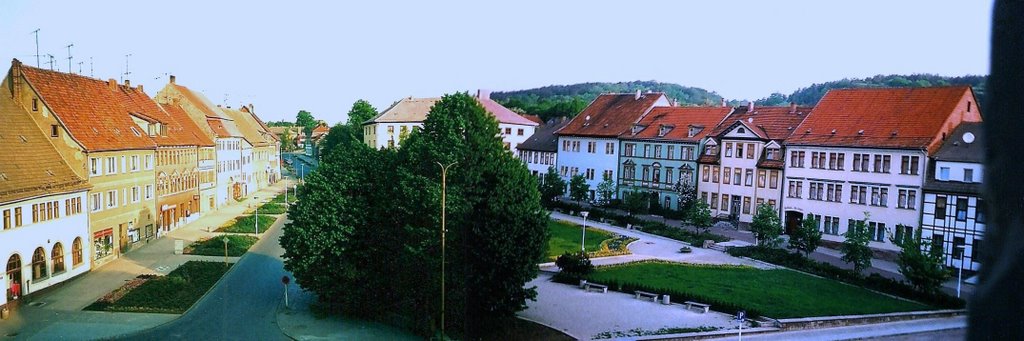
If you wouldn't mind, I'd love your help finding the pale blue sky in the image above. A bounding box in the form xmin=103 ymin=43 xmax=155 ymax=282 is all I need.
xmin=0 ymin=1 xmax=993 ymax=123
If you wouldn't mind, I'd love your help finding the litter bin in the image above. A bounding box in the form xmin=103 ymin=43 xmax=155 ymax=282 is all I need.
xmin=661 ymin=295 xmax=671 ymax=305
xmin=579 ymin=279 xmax=588 ymax=289
xmin=1 ymin=306 xmax=9 ymax=319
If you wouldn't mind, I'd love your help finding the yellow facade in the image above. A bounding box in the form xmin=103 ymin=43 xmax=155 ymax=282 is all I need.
xmin=155 ymin=146 xmax=200 ymax=232
xmin=84 ymin=150 xmax=158 ymax=263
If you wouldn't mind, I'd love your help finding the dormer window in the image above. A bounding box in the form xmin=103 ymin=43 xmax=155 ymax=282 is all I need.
xmin=766 ymin=148 xmax=780 ymax=160
xmin=658 ymin=125 xmax=671 ymax=137
xmin=631 ymin=124 xmax=644 ymax=135
xmin=159 ymin=124 xmax=167 ymax=136
xmin=688 ymin=126 xmax=702 ymax=138
xmin=148 ymin=124 xmax=156 ymax=136
xmin=737 ymin=127 xmax=746 ymax=134
xmin=705 ymin=145 xmax=718 ymax=155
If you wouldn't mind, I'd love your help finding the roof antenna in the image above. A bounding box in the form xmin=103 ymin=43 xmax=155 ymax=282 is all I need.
xmin=122 ymin=53 xmax=132 ymax=83
xmin=90 ymin=57 xmax=94 ymax=77
xmin=78 ymin=61 xmax=84 ymax=75
xmin=66 ymin=43 xmax=74 ymax=74
xmin=46 ymin=54 xmax=56 ymax=71
xmin=31 ymin=29 xmax=40 ymax=67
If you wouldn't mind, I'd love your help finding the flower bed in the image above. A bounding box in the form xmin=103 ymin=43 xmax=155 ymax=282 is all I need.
xmin=83 ymin=261 xmax=232 ymax=314
xmin=185 ymin=235 xmax=258 ymax=257
xmin=216 ymin=214 xmax=277 ymax=234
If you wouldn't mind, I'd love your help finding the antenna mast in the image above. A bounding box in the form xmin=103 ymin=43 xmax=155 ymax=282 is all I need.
xmin=46 ymin=54 xmax=55 ymax=71
xmin=31 ymin=29 xmax=40 ymax=67
xmin=122 ymin=53 xmax=132 ymax=83
xmin=90 ymin=57 xmax=94 ymax=77
xmin=78 ymin=61 xmax=84 ymax=74
xmin=66 ymin=43 xmax=74 ymax=73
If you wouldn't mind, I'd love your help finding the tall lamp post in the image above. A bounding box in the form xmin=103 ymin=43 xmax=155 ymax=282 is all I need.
xmin=437 ymin=161 xmax=456 ymax=339
xmin=955 ymin=244 xmax=966 ymax=298
xmin=254 ymin=196 xmax=260 ymax=235
xmin=580 ymin=211 xmax=589 ymax=253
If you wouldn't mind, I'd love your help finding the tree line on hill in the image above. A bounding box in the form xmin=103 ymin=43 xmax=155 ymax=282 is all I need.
xmin=756 ymin=74 xmax=987 ymax=106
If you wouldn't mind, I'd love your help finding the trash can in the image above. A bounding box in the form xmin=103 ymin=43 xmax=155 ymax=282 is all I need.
xmin=661 ymin=295 xmax=671 ymax=305
xmin=579 ymin=279 xmax=588 ymax=289
xmin=1 ymin=306 xmax=9 ymax=319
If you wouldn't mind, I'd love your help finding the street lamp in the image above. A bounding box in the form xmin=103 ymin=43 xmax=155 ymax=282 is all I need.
xmin=580 ymin=211 xmax=590 ymax=253
xmin=254 ymin=196 xmax=260 ymax=235
xmin=955 ymin=244 xmax=966 ymax=298
xmin=436 ymin=161 xmax=456 ymax=339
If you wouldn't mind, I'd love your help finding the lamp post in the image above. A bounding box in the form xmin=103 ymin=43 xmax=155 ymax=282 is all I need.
xmin=222 ymin=236 xmax=229 ymax=266
xmin=436 ymin=161 xmax=456 ymax=339
xmin=254 ymin=196 xmax=260 ymax=235
xmin=580 ymin=211 xmax=589 ymax=253
xmin=955 ymin=244 xmax=966 ymax=298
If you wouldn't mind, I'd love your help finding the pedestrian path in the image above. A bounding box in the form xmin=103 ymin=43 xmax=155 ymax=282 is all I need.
xmin=0 ymin=180 xmax=292 ymax=339
xmin=705 ymin=316 xmax=965 ymax=341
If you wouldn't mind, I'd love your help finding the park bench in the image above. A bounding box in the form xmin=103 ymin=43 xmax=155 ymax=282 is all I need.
xmin=583 ymin=282 xmax=608 ymax=293
xmin=684 ymin=301 xmax=711 ymax=313
xmin=634 ymin=290 xmax=659 ymax=302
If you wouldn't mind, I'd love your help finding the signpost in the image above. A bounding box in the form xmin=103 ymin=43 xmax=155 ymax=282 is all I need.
xmin=282 ymin=276 xmax=291 ymax=308
xmin=222 ymin=236 xmax=229 ymax=266
xmin=736 ymin=310 xmax=746 ymax=341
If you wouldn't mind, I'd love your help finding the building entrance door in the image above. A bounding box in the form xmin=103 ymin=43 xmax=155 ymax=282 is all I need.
xmin=785 ymin=211 xmax=804 ymax=235
xmin=6 ymin=254 xmax=22 ymax=301
xmin=729 ymin=196 xmax=741 ymax=222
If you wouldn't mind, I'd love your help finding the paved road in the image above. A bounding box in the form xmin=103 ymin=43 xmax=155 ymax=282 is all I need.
xmin=120 ymin=213 xmax=292 ymax=340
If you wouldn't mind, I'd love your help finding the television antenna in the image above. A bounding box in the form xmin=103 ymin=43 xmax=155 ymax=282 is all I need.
xmin=46 ymin=54 xmax=56 ymax=71
xmin=78 ymin=61 xmax=84 ymax=74
xmin=66 ymin=43 xmax=74 ymax=73
xmin=31 ymin=29 xmax=40 ymax=67
xmin=122 ymin=53 xmax=132 ymax=83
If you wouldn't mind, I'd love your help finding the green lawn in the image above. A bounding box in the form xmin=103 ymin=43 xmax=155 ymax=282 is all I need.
xmin=217 ymin=214 xmax=277 ymax=234
xmin=268 ymin=192 xmax=290 ymax=204
xmin=585 ymin=262 xmax=930 ymax=318
xmin=186 ymin=235 xmax=258 ymax=257
xmin=547 ymin=220 xmax=614 ymax=260
xmin=84 ymin=261 xmax=231 ymax=314
xmin=257 ymin=202 xmax=288 ymax=215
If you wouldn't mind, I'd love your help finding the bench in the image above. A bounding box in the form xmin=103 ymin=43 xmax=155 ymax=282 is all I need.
xmin=683 ymin=301 xmax=711 ymax=313
xmin=583 ymin=282 xmax=608 ymax=293
xmin=634 ymin=290 xmax=659 ymax=302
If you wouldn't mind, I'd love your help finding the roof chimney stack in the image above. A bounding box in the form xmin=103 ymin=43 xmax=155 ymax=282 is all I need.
xmin=137 ymin=84 xmax=143 ymax=93
xmin=108 ymin=79 xmax=117 ymax=90
xmin=789 ymin=102 xmax=797 ymax=113
xmin=124 ymin=79 xmax=130 ymax=87
xmin=11 ymin=59 xmax=22 ymax=103
xmin=672 ymin=99 xmax=679 ymax=107
xmin=721 ymin=98 xmax=727 ymax=107
xmin=477 ymin=89 xmax=491 ymax=100
xmin=169 ymin=75 xmax=176 ymax=84
xmin=747 ymin=101 xmax=754 ymax=112
xmin=635 ymin=89 xmax=641 ymax=100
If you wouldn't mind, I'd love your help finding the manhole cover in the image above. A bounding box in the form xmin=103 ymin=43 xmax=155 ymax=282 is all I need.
xmin=27 ymin=301 xmax=46 ymax=307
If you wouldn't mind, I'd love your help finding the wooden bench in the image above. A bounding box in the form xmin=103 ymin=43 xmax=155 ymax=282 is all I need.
xmin=684 ymin=301 xmax=711 ymax=313
xmin=583 ymin=282 xmax=608 ymax=293
xmin=634 ymin=290 xmax=659 ymax=302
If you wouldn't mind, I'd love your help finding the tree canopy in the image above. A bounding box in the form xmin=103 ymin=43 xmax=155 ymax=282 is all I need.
xmin=750 ymin=203 xmax=783 ymax=247
xmin=755 ymin=74 xmax=987 ymax=106
xmin=295 ymin=110 xmax=317 ymax=135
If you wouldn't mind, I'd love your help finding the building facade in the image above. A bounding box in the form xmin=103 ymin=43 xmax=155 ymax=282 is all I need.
xmin=517 ymin=118 xmax=570 ymax=179
xmin=1 ymin=90 xmax=93 ymax=310
xmin=920 ymin=122 xmax=985 ymax=271
xmin=697 ymin=104 xmax=810 ymax=224
xmin=618 ymin=106 xmax=732 ymax=210
xmin=783 ymin=86 xmax=982 ymax=251
xmin=557 ymin=92 xmax=669 ymax=200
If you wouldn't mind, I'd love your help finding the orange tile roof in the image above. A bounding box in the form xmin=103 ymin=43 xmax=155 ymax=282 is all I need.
xmin=711 ymin=105 xmax=812 ymax=141
xmin=221 ymin=107 xmax=275 ymax=147
xmin=207 ymin=119 xmax=233 ymax=138
xmin=786 ymin=86 xmax=980 ymax=153
xmin=156 ymin=103 xmax=215 ymax=147
xmin=170 ymin=84 xmax=223 ymax=119
xmin=558 ymin=93 xmax=667 ymax=138
xmin=18 ymin=62 xmax=157 ymax=151
xmin=621 ymin=106 xmax=733 ymax=142
xmin=0 ymin=94 xmax=91 ymax=203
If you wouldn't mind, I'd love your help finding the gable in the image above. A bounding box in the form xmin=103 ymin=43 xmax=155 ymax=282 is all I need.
xmin=722 ymin=121 xmax=761 ymax=139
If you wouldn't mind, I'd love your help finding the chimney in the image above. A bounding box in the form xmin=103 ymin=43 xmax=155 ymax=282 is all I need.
xmin=124 ymin=79 xmax=131 ymax=87
xmin=108 ymin=79 xmax=117 ymax=90
xmin=635 ymin=89 xmax=641 ymax=100
xmin=721 ymin=98 xmax=727 ymax=107
xmin=11 ymin=59 xmax=22 ymax=103
xmin=477 ymin=89 xmax=491 ymax=100
xmin=747 ymin=101 xmax=754 ymax=112
xmin=169 ymin=75 xmax=176 ymax=84
xmin=672 ymin=99 xmax=679 ymax=107
xmin=789 ymin=102 xmax=797 ymax=113
xmin=136 ymin=84 xmax=144 ymax=93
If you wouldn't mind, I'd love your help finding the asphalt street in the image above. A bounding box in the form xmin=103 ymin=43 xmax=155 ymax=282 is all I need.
xmin=119 ymin=215 xmax=292 ymax=340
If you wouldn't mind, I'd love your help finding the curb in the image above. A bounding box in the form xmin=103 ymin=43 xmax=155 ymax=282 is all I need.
xmin=515 ymin=315 xmax=580 ymax=340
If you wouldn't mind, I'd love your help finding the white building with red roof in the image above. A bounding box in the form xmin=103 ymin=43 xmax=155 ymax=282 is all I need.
xmin=782 ymin=86 xmax=982 ymax=252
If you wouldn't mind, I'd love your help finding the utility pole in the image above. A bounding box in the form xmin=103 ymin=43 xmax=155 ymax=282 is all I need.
xmin=31 ymin=29 xmax=40 ymax=67
xmin=436 ymin=161 xmax=457 ymax=340
xmin=66 ymin=44 xmax=74 ymax=74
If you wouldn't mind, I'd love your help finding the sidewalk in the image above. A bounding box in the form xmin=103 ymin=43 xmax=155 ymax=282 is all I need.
xmin=705 ymin=316 xmax=965 ymax=341
xmin=0 ymin=180 xmax=292 ymax=340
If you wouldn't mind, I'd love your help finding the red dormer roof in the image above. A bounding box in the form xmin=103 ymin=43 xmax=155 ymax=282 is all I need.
xmin=17 ymin=61 xmax=157 ymax=151
xmin=711 ymin=105 xmax=813 ymax=141
xmin=622 ymin=106 xmax=733 ymax=142
xmin=786 ymin=86 xmax=981 ymax=154
xmin=558 ymin=92 xmax=668 ymax=138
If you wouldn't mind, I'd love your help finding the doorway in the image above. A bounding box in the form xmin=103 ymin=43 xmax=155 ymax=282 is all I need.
xmin=729 ymin=196 xmax=741 ymax=221
xmin=785 ymin=211 xmax=804 ymax=235
xmin=6 ymin=254 xmax=22 ymax=301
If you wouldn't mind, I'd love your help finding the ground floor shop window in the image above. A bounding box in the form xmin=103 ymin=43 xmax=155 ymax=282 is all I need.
xmin=72 ymin=237 xmax=83 ymax=266
xmin=6 ymin=254 xmax=21 ymax=300
xmin=52 ymin=243 xmax=65 ymax=274
xmin=94 ymin=229 xmax=114 ymax=259
xmin=31 ymin=247 xmax=48 ymax=280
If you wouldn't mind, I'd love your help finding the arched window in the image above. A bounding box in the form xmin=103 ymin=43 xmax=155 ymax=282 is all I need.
xmin=32 ymin=247 xmax=47 ymax=280
xmin=72 ymin=237 xmax=83 ymax=266
xmin=652 ymin=163 xmax=662 ymax=183
xmin=52 ymin=243 xmax=65 ymax=274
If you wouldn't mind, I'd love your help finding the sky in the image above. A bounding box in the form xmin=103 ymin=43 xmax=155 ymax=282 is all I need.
xmin=0 ymin=1 xmax=993 ymax=124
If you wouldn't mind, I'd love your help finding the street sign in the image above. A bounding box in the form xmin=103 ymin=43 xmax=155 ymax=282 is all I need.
xmin=282 ymin=276 xmax=290 ymax=285
xmin=737 ymin=310 xmax=746 ymax=321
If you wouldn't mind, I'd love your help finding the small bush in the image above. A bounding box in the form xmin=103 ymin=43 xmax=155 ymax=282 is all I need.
xmin=555 ymin=251 xmax=593 ymax=278
xmin=257 ymin=203 xmax=288 ymax=215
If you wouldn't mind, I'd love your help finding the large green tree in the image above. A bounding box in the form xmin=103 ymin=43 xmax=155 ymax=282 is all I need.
xmin=596 ymin=174 xmax=615 ymax=204
xmin=892 ymin=226 xmax=949 ymax=293
xmin=568 ymin=174 xmax=589 ymax=205
xmin=687 ymin=200 xmax=712 ymax=234
xmin=345 ymin=99 xmax=379 ymax=141
xmin=623 ymin=190 xmax=648 ymax=216
xmin=539 ymin=166 xmax=566 ymax=206
xmin=788 ymin=215 xmax=823 ymax=257
xmin=750 ymin=203 xmax=783 ymax=247
xmin=841 ymin=213 xmax=874 ymax=275
xmin=295 ymin=110 xmax=316 ymax=133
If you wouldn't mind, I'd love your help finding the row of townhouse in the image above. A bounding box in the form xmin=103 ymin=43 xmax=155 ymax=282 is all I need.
xmin=528 ymin=87 xmax=983 ymax=271
xmin=1 ymin=59 xmax=281 ymax=310
xmin=362 ymin=90 xmax=539 ymax=152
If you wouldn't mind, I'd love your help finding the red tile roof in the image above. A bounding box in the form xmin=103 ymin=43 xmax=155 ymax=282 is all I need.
xmin=475 ymin=91 xmax=538 ymax=126
xmin=621 ymin=106 xmax=733 ymax=142
xmin=0 ymin=93 xmax=91 ymax=203
xmin=558 ymin=93 xmax=667 ymax=138
xmin=207 ymin=119 xmax=233 ymax=138
xmin=156 ymin=103 xmax=215 ymax=147
xmin=18 ymin=62 xmax=158 ymax=151
xmin=522 ymin=114 xmax=544 ymax=125
xmin=786 ymin=86 xmax=981 ymax=153
xmin=711 ymin=105 xmax=812 ymax=141
xmin=170 ymin=84 xmax=223 ymax=119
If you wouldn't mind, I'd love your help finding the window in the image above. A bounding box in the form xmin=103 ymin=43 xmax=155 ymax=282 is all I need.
xmin=131 ymin=155 xmax=139 ymax=171
xmin=712 ymin=166 xmax=719 ymax=183
xmin=723 ymin=167 xmax=731 ymax=184
xmin=722 ymin=195 xmax=729 ymax=212
xmin=51 ymin=125 xmax=59 ymax=137
xmin=769 ymin=171 xmax=779 ymax=189
xmin=52 ymin=243 xmax=65 ymax=274
xmin=894 ymin=225 xmax=913 ymax=246
xmin=935 ymin=196 xmax=947 ymax=219
xmin=586 ymin=168 xmax=595 ymax=180
xmin=106 ymin=157 xmax=116 ymax=174
xmin=768 ymin=199 xmax=776 ymax=207
xmin=972 ymin=238 xmax=982 ymax=260
xmin=606 ymin=142 xmax=614 ymax=155
xmin=745 ymin=169 xmax=753 ymax=186
xmin=953 ymin=237 xmax=966 ymax=259
xmin=642 ymin=166 xmax=650 ymax=181
xmin=652 ymin=164 xmax=661 ymax=183
xmin=956 ymin=198 xmax=968 ymax=221
xmin=72 ymin=237 xmax=83 ymax=266
xmin=643 ymin=144 xmax=651 ymax=157
xmin=106 ymin=190 xmax=117 ymax=208
xmin=654 ymin=145 xmax=662 ymax=158
xmin=2 ymin=209 xmax=10 ymax=229
xmin=766 ymin=148 xmax=779 ymax=160
xmin=976 ymin=199 xmax=986 ymax=223
xmin=790 ymin=151 xmax=805 ymax=168
xmin=517 ymin=128 xmax=524 ymax=136
xmin=725 ymin=143 xmax=733 ymax=157
xmin=32 ymin=247 xmax=48 ymax=280
xmin=873 ymin=155 xmax=883 ymax=173
xmin=809 ymin=182 xmax=822 ymax=200
xmin=788 ymin=180 xmax=803 ymax=198
xmin=870 ymin=187 xmax=888 ymax=207
xmin=867 ymin=222 xmax=886 ymax=242
xmin=757 ymin=170 xmax=766 ymax=188
xmin=964 ymin=169 xmax=974 ymax=182
xmin=733 ymin=168 xmax=742 ymax=185
xmin=711 ymin=193 xmax=718 ymax=209
xmin=823 ymin=216 xmax=840 ymax=235
xmin=90 ymin=158 xmax=100 ymax=176
xmin=32 ymin=98 xmax=39 ymax=111
xmin=132 ymin=186 xmax=140 ymax=203
xmin=562 ymin=140 xmax=570 ymax=152
xmin=624 ymin=143 xmax=635 ymax=156
xmin=665 ymin=168 xmax=673 ymax=185
xmin=901 ymin=155 xmax=920 ymax=175
xmin=736 ymin=143 xmax=743 ymax=158
xmin=743 ymin=197 xmax=751 ymax=214
xmin=667 ymin=146 xmax=674 ymax=159
xmin=746 ymin=144 xmax=755 ymax=159
xmin=850 ymin=185 xmax=868 ymax=204
xmin=587 ymin=141 xmax=596 ymax=153
xmin=931 ymin=234 xmax=944 ymax=255
xmin=811 ymin=152 xmax=821 ymax=169
xmin=702 ymin=165 xmax=710 ymax=182
xmin=939 ymin=167 xmax=950 ymax=180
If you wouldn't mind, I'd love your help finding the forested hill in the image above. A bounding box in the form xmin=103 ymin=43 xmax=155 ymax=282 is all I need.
xmin=491 ymin=81 xmax=723 ymax=122
xmin=756 ymin=74 xmax=987 ymax=106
